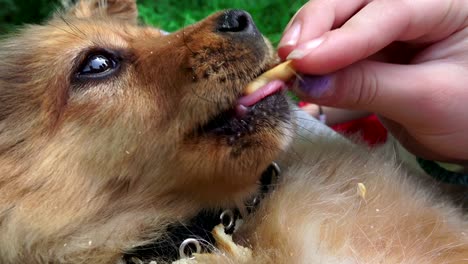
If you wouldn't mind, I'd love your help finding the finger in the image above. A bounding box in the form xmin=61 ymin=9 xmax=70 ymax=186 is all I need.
xmin=287 ymin=0 xmax=412 ymax=74
xmin=278 ymin=0 xmax=366 ymax=60
xmin=291 ymin=61 xmax=466 ymax=129
xmin=300 ymin=103 xmax=320 ymax=118
xmin=287 ymin=0 xmax=464 ymax=74
xmin=395 ymin=0 xmax=468 ymax=43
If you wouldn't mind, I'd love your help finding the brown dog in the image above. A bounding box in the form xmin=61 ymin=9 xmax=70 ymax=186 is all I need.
xmin=0 ymin=0 xmax=466 ymax=263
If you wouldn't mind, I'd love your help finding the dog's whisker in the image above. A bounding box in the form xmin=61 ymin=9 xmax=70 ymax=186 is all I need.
xmin=49 ymin=23 xmax=86 ymax=41
xmin=59 ymin=15 xmax=88 ymax=39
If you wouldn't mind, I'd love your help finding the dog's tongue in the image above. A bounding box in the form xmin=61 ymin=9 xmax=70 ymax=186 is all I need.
xmin=235 ymin=80 xmax=285 ymax=116
xmin=237 ymin=80 xmax=285 ymax=106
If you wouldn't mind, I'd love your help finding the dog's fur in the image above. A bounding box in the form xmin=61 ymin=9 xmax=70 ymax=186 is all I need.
xmin=0 ymin=0 xmax=466 ymax=263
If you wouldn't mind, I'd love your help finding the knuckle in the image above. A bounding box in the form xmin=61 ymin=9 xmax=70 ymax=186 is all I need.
xmin=336 ymin=63 xmax=379 ymax=108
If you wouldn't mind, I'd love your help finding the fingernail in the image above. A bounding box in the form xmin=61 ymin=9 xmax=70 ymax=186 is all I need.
xmin=286 ymin=37 xmax=325 ymax=60
xmin=297 ymin=75 xmax=333 ymax=99
xmin=278 ymin=22 xmax=301 ymax=48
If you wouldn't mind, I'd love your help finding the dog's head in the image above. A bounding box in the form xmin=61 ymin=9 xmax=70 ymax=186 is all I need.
xmin=0 ymin=0 xmax=291 ymax=261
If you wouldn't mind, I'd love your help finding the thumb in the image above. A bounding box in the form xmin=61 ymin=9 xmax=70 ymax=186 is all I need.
xmin=291 ymin=61 xmax=458 ymax=127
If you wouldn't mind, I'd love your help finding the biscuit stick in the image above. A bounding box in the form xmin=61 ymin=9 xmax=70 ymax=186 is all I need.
xmin=245 ymin=60 xmax=296 ymax=95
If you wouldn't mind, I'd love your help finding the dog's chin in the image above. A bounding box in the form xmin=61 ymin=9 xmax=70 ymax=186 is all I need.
xmin=176 ymin=92 xmax=291 ymax=205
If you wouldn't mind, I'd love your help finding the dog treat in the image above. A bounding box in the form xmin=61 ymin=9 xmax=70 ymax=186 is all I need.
xmin=245 ymin=60 xmax=295 ymax=95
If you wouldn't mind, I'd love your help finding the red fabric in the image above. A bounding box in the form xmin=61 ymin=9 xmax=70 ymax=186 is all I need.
xmin=297 ymin=101 xmax=309 ymax=108
xmin=298 ymin=102 xmax=387 ymax=146
xmin=331 ymin=114 xmax=387 ymax=146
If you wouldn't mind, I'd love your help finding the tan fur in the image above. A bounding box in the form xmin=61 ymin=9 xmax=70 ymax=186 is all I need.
xmin=206 ymin=134 xmax=468 ymax=263
xmin=0 ymin=1 xmax=466 ymax=263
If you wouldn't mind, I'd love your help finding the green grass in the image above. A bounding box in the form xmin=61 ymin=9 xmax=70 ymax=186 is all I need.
xmin=137 ymin=0 xmax=307 ymax=46
xmin=0 ymin=0 xmax=307 ymax=46
xmin=0 ymin=0 xmax=61 ymax=33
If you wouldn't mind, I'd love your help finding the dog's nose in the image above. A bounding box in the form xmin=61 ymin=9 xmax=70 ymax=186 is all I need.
xmin=217 ymin=10 xmax=259 ymax=35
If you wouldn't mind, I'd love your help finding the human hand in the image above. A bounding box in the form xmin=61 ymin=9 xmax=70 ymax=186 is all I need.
xmin=279 ymin=0 xmax=468 ymax=164
xmin=301 ymin=103 xmax=370 ymax=126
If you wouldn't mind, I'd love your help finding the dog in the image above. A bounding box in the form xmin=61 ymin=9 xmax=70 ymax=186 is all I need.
xmin=0 ymin=0 xmax=466 ymax=263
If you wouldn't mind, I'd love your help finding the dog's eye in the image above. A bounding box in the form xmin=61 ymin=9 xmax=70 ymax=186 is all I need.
xmin=76 ymin=53 xmax=120 ymax=79
xmin=82 ymin=55 xmax=114 ymax=74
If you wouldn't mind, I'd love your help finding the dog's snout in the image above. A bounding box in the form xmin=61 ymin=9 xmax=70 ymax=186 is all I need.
xmin=217 ymin=10 xmax=258 ymax=35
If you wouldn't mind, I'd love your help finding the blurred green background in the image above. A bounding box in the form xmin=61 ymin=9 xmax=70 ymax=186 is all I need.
xmin=0 ymin=0 xmax=307 ymax=45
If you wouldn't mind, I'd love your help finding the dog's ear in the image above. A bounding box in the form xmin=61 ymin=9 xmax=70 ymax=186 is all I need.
xmin=65 ymin=0 xmax=138 ymax=24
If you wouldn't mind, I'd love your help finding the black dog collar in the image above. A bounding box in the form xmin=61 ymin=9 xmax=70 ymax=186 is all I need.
xmin=123 ymin=162 xmax=281 ymax=263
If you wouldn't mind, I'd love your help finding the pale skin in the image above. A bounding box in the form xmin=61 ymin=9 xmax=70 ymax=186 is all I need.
xmin=300 ymin=103 xmax=370 ymax=127
xmin=278 ymin=0 xmax=468 ymax=165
